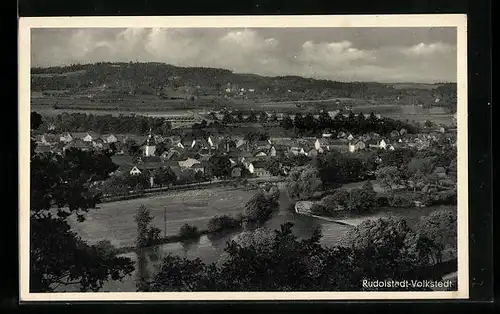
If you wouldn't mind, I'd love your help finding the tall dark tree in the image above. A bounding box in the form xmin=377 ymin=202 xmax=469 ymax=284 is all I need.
xmin=206 ymin=155 xmax=232 ymax=179
xmin=31 ymin=112 xmax=43 ymax=130
xmin=30 ymin=148 xmax=134 ymax=292
xmin=280 ymin=115 xmax=294 ymax=130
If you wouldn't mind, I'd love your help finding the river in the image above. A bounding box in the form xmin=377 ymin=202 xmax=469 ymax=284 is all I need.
xmin=92 ymin=188 xmax=453 ymax=292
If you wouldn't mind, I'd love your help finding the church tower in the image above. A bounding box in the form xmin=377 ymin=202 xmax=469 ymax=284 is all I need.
xmin=144 ymin=128 xmax=156 ymax=157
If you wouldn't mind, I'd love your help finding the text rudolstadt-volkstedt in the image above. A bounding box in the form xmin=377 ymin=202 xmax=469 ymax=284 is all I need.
xmin=362 ymin=279 xmax=454 ymax=289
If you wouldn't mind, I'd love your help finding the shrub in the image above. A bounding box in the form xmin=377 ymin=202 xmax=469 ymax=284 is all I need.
xmin=428 ymin=189 xmax=457 ymax=206
xmin=310 ymin=203 xmax=330 ymax=216
xmin=179 ymin=223 xmax=199 ymax=240
xmin=387 ymin=192 xmax=419 ymax=208
xmin=207 ymin=215 xmax=242 ymax=233
xmin=416 ymin=209 xmax=457 ymax=251
xmin=376 ymin=194 xmax=389 ymax=207
xmin=243 ymin=190 xmax=279 ymax=223
xmin=322 ymin=189 xmax=349 ymax=210
xmin=345 ymin=188 xmax=377 ymax=212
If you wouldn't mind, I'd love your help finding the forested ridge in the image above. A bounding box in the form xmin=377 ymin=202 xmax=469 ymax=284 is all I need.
xmin=31 ymin=62 xmax=457 ymax=112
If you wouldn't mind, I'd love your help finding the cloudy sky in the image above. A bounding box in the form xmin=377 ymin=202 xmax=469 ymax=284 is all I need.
xmin=31 ymin=27 xmax=457 ymax=83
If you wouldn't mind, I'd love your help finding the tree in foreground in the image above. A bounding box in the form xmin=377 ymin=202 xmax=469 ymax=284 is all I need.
xmin=340 ymin=217 xmax=442 ymax=280
xmin=416 ymin=209 xmax=457 ymax=261
xmin=145 ymin=217 xmax=443 ymax=292
xmin=30 ymin=146 xmax=134 ymax=292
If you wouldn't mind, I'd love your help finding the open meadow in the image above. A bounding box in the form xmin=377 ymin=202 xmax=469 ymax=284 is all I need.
xmin=68 ymin=186 xmax=256 ymax=248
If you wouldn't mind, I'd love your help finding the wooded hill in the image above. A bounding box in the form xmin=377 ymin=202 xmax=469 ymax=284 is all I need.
xmin=31 ymin=62 xmax=457 ymax=112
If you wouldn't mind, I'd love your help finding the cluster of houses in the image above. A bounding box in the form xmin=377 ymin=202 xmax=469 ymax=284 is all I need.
xmin=32 ymin=131 xmax=146 ymax=154
xmin=344 ymin=127 xmax=456 ymax=153
xmin=33 ymin=123 xmax=456 ymax=187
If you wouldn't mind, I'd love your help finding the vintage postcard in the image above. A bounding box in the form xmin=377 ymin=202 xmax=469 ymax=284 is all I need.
xmin=19 ymin=14 xmax=468 ymax=301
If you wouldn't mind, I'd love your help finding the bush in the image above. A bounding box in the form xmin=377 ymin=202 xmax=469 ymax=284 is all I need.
xmin=322 ymin=189 xmax=349 ymax=210
xmin=179 ymin=223 xmax=200 ymax=240
xmin=416 ymin=209 xmax=457 ymax=251
xmin=387 ymin=192 xmax=420 ymax=208
xmin=428 ymin=189 xmax=457 ymax=206
xmin=243 ymin=191 xmax=278 ymax=223
xmin=310 ymin=203 xmax=330 ymax=216
xmin=376 ymin=195 xmax=389 ymax=207
xmin=345 ymin=188 xmax=377 ymax=212
xmin=207 ymin=215 xmax=242 ymax=233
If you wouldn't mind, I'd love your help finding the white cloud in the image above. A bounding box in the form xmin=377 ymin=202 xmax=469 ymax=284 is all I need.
xmin=403 ymin=42 xmax=455 ymax=56
xmin=299 ymin=40 xmax=375 ymax=69
xmin=31 ymin=29 xmax=457 ymax=83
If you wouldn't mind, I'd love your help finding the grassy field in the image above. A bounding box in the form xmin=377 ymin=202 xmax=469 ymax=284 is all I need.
xmin=68 ymin=186 xmax=256 ymax=248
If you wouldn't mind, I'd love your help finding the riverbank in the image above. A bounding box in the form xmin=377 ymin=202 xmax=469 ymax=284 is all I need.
xmin=297 ymin=205 xmax=456 ymax=229
xmin=101 ymin=177 xmax=284 ymax=203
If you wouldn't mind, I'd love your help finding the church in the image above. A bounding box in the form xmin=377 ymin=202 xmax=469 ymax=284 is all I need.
xmin=143 ymin=128 xmax=157 ymax=157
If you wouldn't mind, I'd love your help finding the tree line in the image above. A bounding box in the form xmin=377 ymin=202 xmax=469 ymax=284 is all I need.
xmin=38 ymin=112 xmax=172 ymax=136
xmin=280 ymin=111 xmax=418 ymax=136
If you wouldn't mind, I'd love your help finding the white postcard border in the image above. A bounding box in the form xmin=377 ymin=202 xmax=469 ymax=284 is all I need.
xmin=18 ymin=14 xmax=469 ymax=301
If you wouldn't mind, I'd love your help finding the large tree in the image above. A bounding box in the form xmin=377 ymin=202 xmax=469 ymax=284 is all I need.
xmin=286 ymin=165 xmax=322 ymax=200
xmin=375 ymin=166 xmax=402 ymax=192
xmin=206 ymin=154 xmax=232 ymax=180
xmin=340 ymin=217 xmax=441 ymax=280
xmin=30 ymin=146 xmax=134 ymax=292
xmin=152 ymin=166 xmax=177 ymax=187
xmin=416 ymin=209 xmax=457 ymax=261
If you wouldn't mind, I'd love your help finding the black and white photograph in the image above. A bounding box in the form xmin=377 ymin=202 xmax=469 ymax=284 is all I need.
xmin=19 ymin=15 xmax=468 ymax=301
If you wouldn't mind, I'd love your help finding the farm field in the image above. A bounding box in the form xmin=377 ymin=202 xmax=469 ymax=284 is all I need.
xmin=68 ymin=186 xmax=256 ymax=248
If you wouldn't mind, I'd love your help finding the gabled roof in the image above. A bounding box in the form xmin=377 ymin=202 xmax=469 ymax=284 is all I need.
xmin=251 ymin=160 xmax=267 ymax=169
xmin=64 ymin=139 xmax=92 ymax=149
xmin=178 ymin=158 xmax=201 ymax=168
xmin=235 ymin=139 xmax=248 ymax=148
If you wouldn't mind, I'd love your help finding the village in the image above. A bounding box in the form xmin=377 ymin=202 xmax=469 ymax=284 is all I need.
xmin=31 ymin=109 xmax=457 ymax=199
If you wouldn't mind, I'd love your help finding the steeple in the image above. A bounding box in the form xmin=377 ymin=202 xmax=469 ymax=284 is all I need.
xmin=144 ymin=127 xmax=156 ymax=157
xmin=146 ymin=127 xmax=152 ymax=145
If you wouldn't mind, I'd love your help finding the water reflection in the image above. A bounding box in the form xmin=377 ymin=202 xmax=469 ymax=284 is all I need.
xmin=102 ymin=205 xmax=451 ymax=291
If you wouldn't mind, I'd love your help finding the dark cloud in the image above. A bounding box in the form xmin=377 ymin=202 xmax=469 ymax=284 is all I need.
xmin=31 ymin=27 xmax=457 ymax=83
